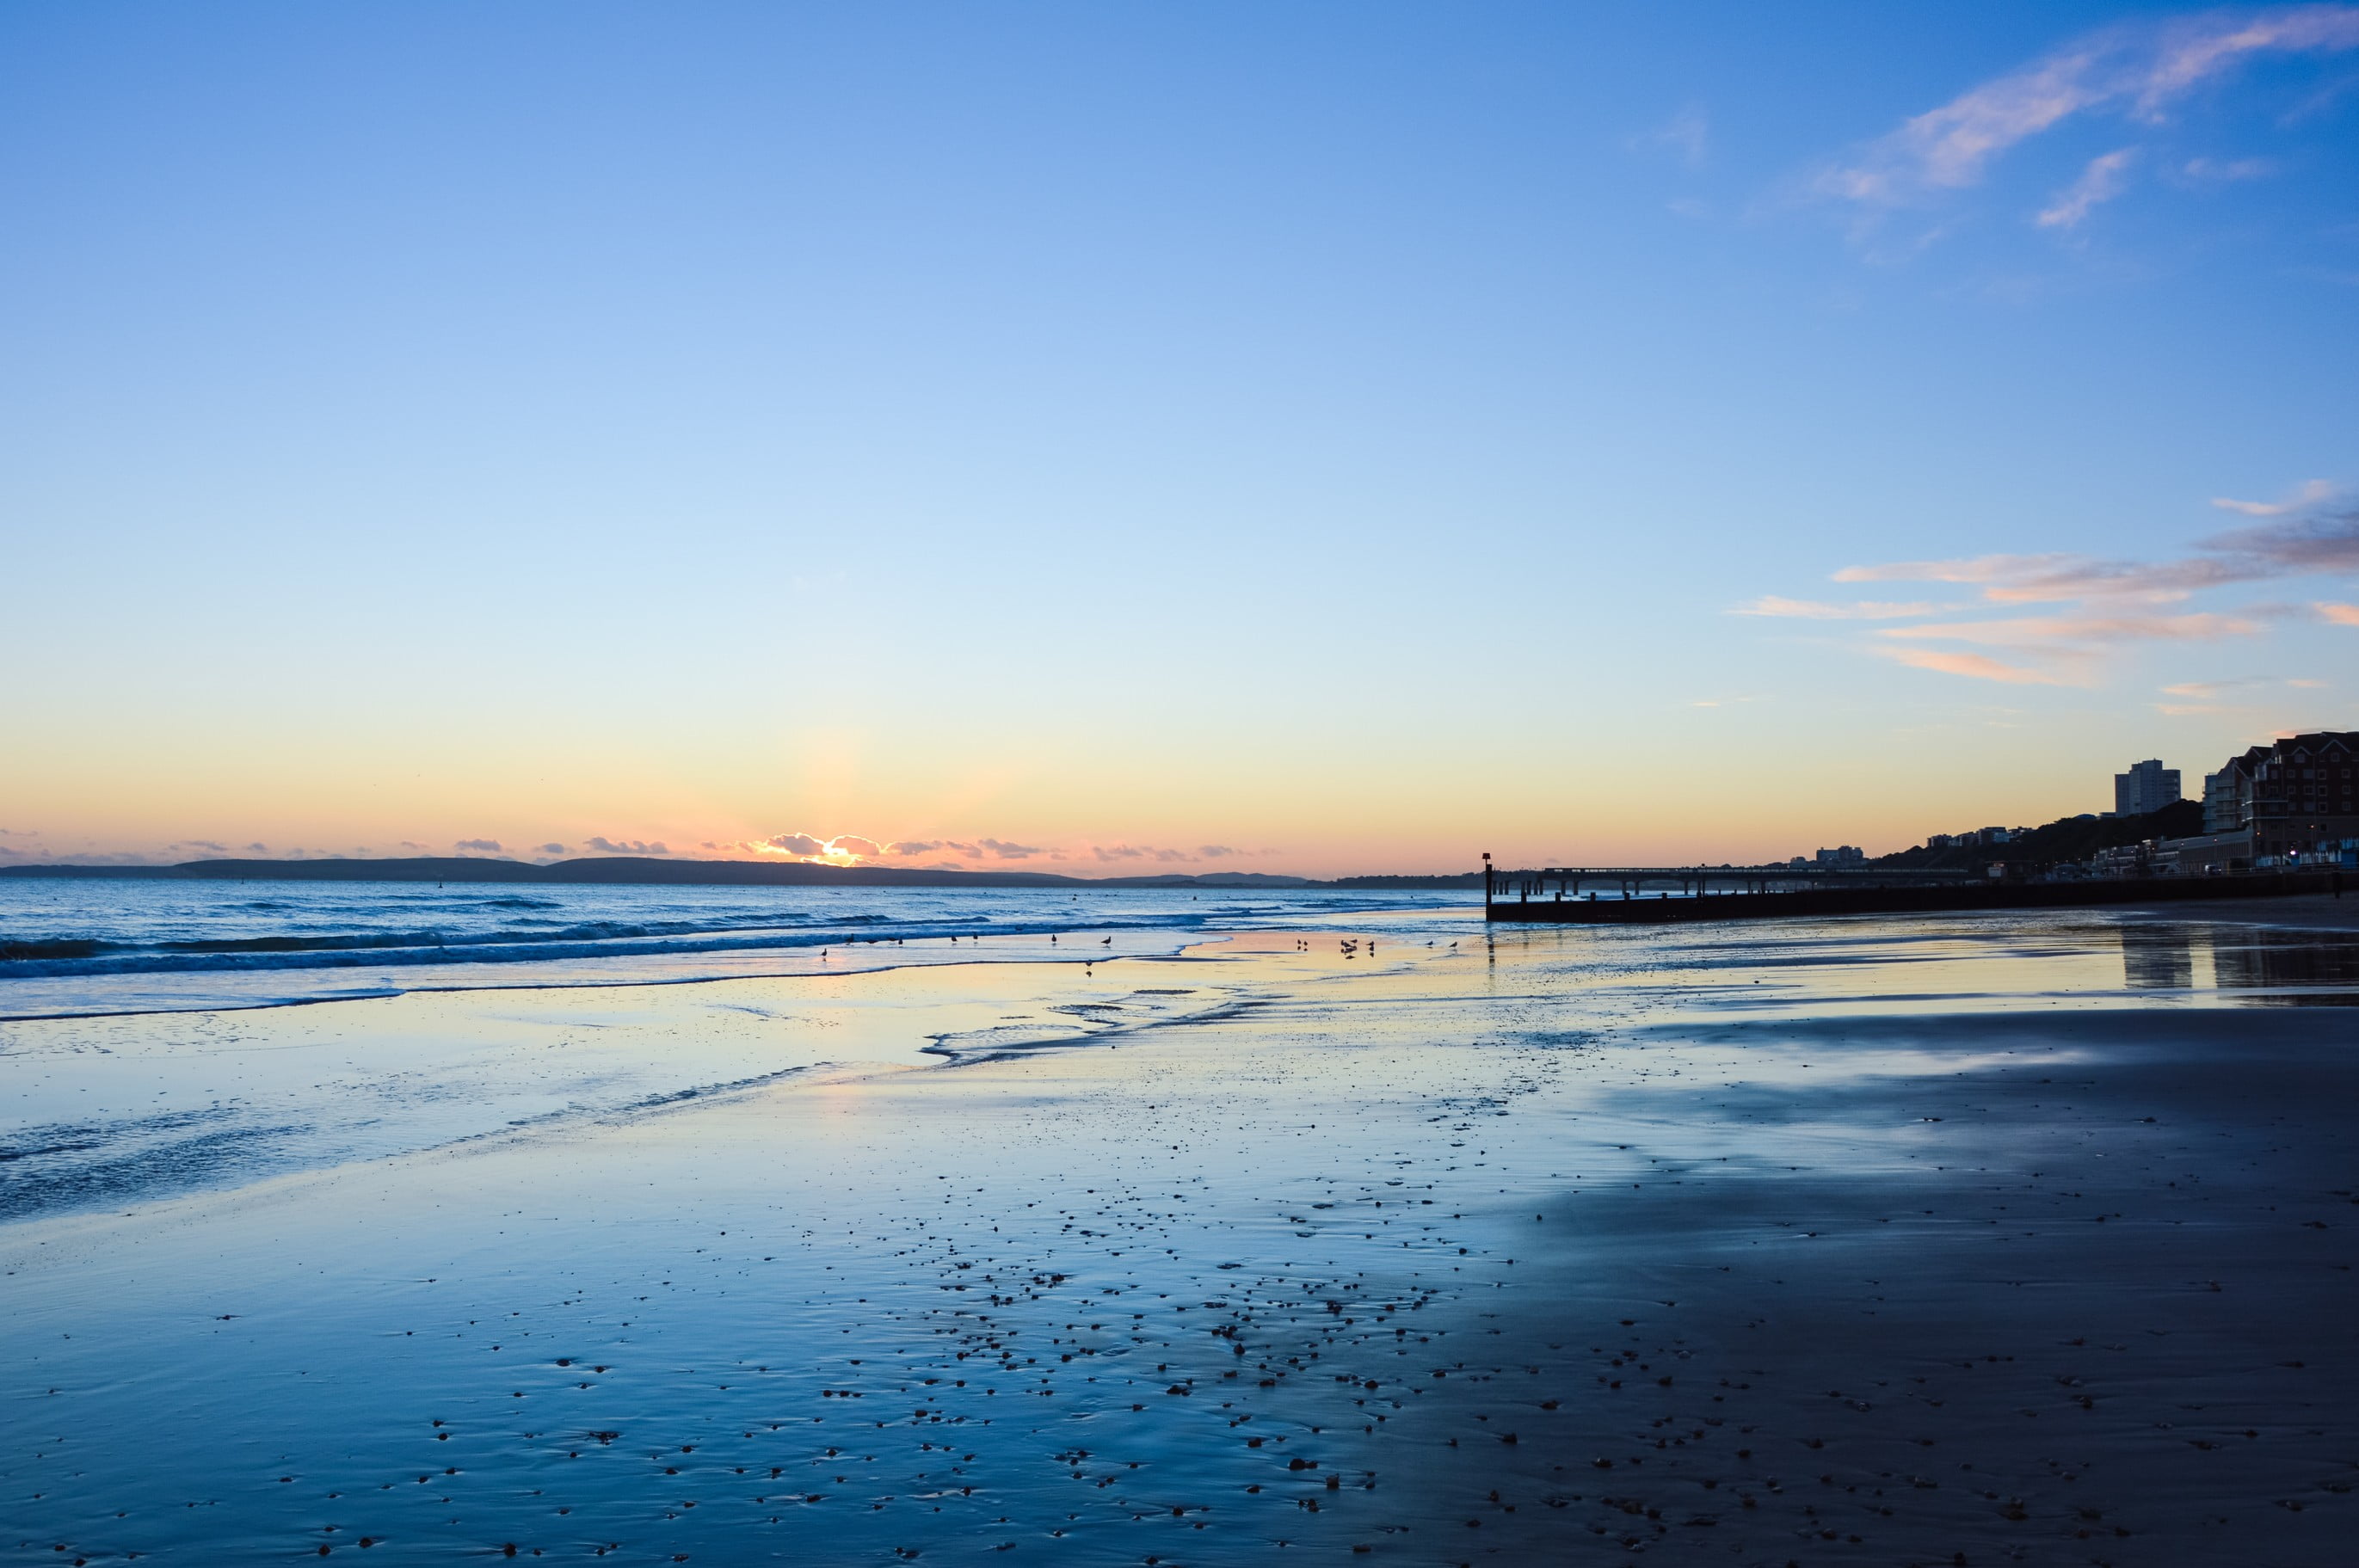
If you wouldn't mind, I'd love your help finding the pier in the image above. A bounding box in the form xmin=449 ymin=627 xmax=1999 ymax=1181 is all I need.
xmin=1483 ymin=862 xmax=1968 ymax=902
xmin=1481 ymin=857 xmax=2342 ymax=924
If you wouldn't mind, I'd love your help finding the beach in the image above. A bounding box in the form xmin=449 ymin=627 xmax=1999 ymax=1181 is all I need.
xmin=12 ymin=9 xmax=2358 ymax=1564
xmin=6 ymin=900 xmax=2358 ymax=1565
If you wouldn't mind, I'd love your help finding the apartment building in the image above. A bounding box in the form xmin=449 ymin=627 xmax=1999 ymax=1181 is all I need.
xmin=2198 ymin=731 xmax=2359 ymax=864
xmin=2114 ymin=759 xmax=2181 ymax=817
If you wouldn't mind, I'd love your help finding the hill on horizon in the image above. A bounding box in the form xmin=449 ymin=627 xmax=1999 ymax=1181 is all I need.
xmin=0 ymin=854 xmax=1486 ymax=891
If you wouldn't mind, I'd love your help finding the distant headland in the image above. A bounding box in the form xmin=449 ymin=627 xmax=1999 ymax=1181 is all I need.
xmin=0 ymin=855 xmax=1485 ymax=891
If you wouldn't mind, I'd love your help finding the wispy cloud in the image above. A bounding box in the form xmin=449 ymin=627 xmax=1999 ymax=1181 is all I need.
xmin=1093 ymin=844 xmax=1197 ymax=863
xmin=537 ymin=842 xmax=568 ymax=855
xmin=1758 ymin=490 xmax=2356 ymax=685
xmin=1877 ymin=647 xmax=2073 ymax=685
xmin=1876 ymin=611 xmax=2264 ymax=646
xmin=1834 ymin=505 xmax=2359 ymax=604
xmin=454 ymin=838 xmax=503 ymax=852
xmin=2037 ymin=147 xmax=2138 ymax=228
xmin=1733 ymin=594 xmax=1942 ymax=619
xmin=752 ymin=832 xmax=1049 ymax=863
xmin=586 ymin=836 xmax=668 ymax=855
xmin=2213 ymin=478 xmax=2337 ymax=515
xmin=2155 ymin=673 xmax=2331 ymax=714
xmin=2181 ymin=154 xmax=2277 ymax=181
xmin=1635 ymin=104 xmax=1710 ymax=167
xmin=1834 ymin=550 xmax=2244 ymax=603
xmin=2163 ymin=677 xmax=2270 ymax=697
xmin=2141 ymin=7 xmax=2359 ymax=103
xmin=1815 ymin=7 xmax=2359 ymax=225
xmin=2198 ymin=508 xmax=2359 ymax=573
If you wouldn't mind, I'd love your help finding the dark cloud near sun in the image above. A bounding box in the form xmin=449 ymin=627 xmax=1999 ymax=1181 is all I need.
xmin=764 ymin=833 xmax=826 ymax=856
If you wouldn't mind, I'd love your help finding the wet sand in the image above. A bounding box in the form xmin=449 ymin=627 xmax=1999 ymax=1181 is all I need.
xmin=2117 ymin=890 xmax=2359 ymax=933
xmin=5 ymin=910 xmax=2357 ymax=1565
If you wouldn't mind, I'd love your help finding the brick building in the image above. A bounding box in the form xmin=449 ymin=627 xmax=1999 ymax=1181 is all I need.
xmin=2200 ymin=731 xmax=2359 ymax=865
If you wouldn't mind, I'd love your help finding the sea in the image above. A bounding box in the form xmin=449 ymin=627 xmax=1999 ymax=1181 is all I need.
xmin=0 ymin=876 xmax=1480 ymax=1021
xmin=0 ymin=877 xmax=1483 ymax=1222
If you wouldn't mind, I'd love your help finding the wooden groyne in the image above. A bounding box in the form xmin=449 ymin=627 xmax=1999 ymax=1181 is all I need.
xmin=1483 ymin=866 xmax=2345 ymax=924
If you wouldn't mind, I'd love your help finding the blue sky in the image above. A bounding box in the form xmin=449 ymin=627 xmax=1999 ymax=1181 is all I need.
xmin=2 ymin=2 xmax=2355 ymax=871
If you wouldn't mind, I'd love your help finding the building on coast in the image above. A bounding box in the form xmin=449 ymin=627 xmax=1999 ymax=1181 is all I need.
xmin=2113 ymin=759 xmax=2181 ymax=818
xmin=2153 ymin=828 xmax=2255 ymax=876
xmin=2202 ymin=766 xmax=2245 ymax=833
xmin=2195 ymin=731 xmax=2359 ymax=867
xmin=2088 ymin=841 xmax=2153 ymax=878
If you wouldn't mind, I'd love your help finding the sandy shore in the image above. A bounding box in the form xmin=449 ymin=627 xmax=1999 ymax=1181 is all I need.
xmin=4 ymin=910 xmax=2356 ymax=1565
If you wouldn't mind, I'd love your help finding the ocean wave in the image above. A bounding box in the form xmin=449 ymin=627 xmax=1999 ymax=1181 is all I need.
xmin=0 ymin=883 xmax=1480 ymax=1022
xmin=0 ymin=915 xmax=1201 ymax=981
xmin=147 ymin=915 xmax=827 ymax=955
xmin=0 ymin=911 xmax=884 ymax=967
xmin=0 ymin=938 xmax=110 ymax=962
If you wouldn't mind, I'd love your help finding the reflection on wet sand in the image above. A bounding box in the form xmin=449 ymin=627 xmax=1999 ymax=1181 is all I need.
xmin=2119 ymin=921 xmax=2199 ymax=993
xmin=2116 ymin=920 xmax=2359 ymax=1005
xmin=2210 ymin=927 xmax=2359 ymax=1003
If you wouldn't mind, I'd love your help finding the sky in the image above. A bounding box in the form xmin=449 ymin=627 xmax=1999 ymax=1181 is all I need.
xmin=2 ymin=1 xmax=2356 ymax=876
